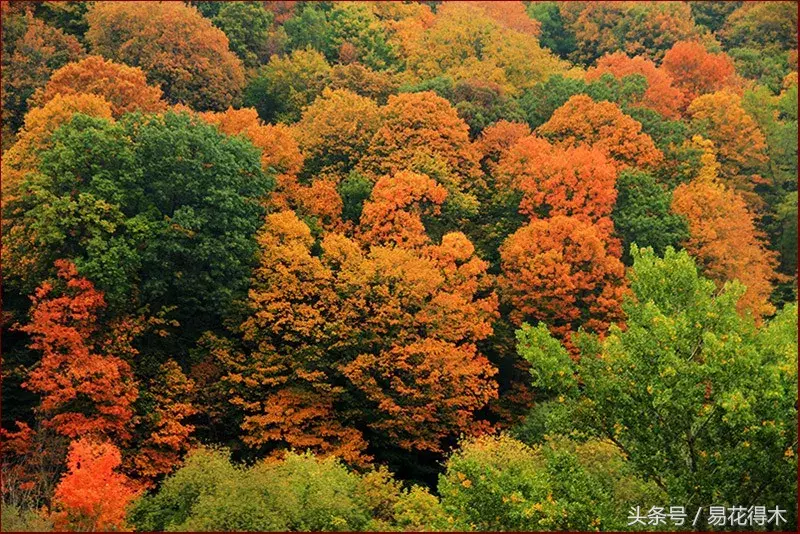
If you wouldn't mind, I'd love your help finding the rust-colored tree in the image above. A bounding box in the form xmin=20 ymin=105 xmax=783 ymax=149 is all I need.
xmin=342 ymin=338 xmax=496 ymax=453
xmin=499 ymin=215 xmax=627 ymax=347
xmin=661 ymin=41 xmax=739 ymax=106
xmin=585 ymin=52 xmax=685 ymax=119
xmin=672 ymin=142 xmax=780 ymax=322
xmin=537 ymin=94 xmax=663 ymax=171
xmin=85 ymin=1 xmax=245 ymax=110
xmin=496 ymin=135 xmax=619 ymax=246
xmin=19 ymin=260 xmax=138 ymax=442
xmin=358 ymin=170 xmax=447 ymax=248
xmin=31 ymin=55 xmax=166 ymax=118
xmin=129 ymin=360 xmax=196 ymax=484
xmin=51 ymin=438 xmax=138 ymax=532
xmin=475 ymin=120 xmax=532 ymax=178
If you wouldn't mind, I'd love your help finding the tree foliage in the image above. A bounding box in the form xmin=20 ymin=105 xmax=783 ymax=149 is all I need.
xmin=1 ymin=2 xmax=797 ymax=529
xmin=500 ymin=216 xmax=626 ymax=345
xmin=294 ymin=88 xmax=383 ymax=178
xmin=586 ymin=52 xmax=685 ymax=119
xmin=1 ymin=10 xmax=84 ymax=139
xmin=672 ymin=149 xmax=780 ymax=321
xmin=661 ymin=41 xmax=739 ymax=106
xmin=85 ymin=1 xmax=245 ymax=110
xmin=217 ymin=204 xmax=499 ymax=463
xmin=519 ymin=246 xmax=797 ymax=521
xmin=51 ymin=438 xmax=138 ymax=532
xmin=19 ymin=261 xmax=137 ymax=442
xmin=3 ymin=111 xmax=272 ymax=349
xmin=439 ymin=434 xmax=662 ymax=531
xmin=537 ymin=94 xmax=663 ymax=171
xmin=31 ymin=55 xmax=166 ymax=118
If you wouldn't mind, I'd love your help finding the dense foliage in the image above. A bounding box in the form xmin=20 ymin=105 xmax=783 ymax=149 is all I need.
xmin=1 ymin=1 xmax=797 ymax=531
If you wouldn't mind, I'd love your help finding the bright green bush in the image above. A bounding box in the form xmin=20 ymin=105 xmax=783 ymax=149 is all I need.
xmin=439 ymin=434 xmax=662 ymax=531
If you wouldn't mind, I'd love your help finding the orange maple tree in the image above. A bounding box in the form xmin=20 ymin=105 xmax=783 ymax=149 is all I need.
xmin=358 ymin=170 xmax=447 ymax=248
xmin=222 ymin=211 xmax=371 ymax=465
xmin=499 ymin=215 xmax=627 ymax=346
xmin=51 ymin=438 xmax=138 ymax=532
xmin=469 ymin=1 xmax=541 ymax=36
xmin=537 ymin=94 xmax=663 ymax=171
xmin=672 ymin=141 xmax=779 ymax=322
xmin=475 ymin=120 xmax=532 ymax=178
xmin=19 ymin=260 xmax=138 ymax=442
xmin=496 ymin=135 xmax=619 ymax=246
xmin=586 ymin=51 xmax=686 ymax=119
xmin=85 ymin=1 xmax=245 ymax=110
xmin=661 ymin=41 xmax=739 ymax=106
xmin=31 ymin=55 xmax=166 ymax=118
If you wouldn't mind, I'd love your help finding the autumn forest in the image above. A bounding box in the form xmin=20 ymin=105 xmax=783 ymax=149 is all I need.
xmin=0 ymin=1 xmax=798 ymax=532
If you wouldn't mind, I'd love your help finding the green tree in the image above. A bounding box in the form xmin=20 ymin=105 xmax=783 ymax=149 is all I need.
xmin=212 ymin=1 xmax=274 ymax=69
xmin=689 ymin=1 xmax=742 ymax=33
xmin=520 ymin=73 xmax=648 ymax=130
xmin=130 ymin=447 xmax=445 ymax=532
xmin=525 ymin=1 xmax=577 ymax=60
xmin=519 ymin=246 xmax=798 ymax=525
xmin=612 ymin=170 xmax=689 ymax=264
xmin=284 ymin=2 xmax=397 ymax=70
xmin=439 ymin=434 xmax=663 ymax=531
xmin=719 ymin=1 xmax=798 ymax=53
xmin=3 ymin=111 xmax=272 ymax=354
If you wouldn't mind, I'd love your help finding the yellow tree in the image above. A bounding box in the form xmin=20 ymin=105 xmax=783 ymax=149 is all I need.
xmin=687 ymin=91 xmax=769 ymax=210
xmin=294 ymin=88 xmax=383 ymax=178
xmin=218 ymin=194 xmax=499 ymax=461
